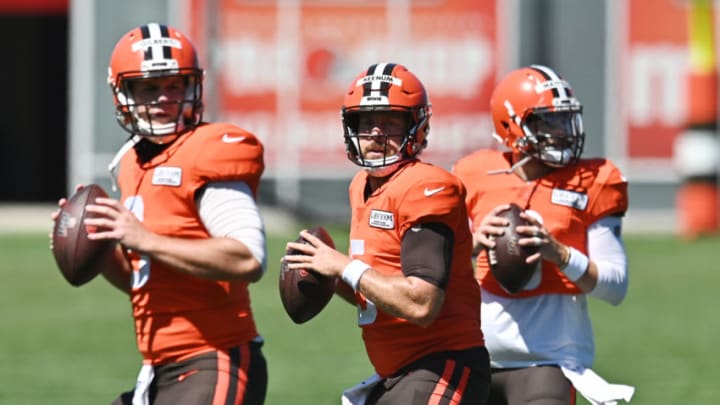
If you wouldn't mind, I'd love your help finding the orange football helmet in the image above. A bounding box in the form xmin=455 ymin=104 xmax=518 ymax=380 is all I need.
xmin=341 ymin=63 xmax=431 ymax=176
xmin=490 ymin=64 xmax=584 ymax=167
xmin=107 ymin=23 xmax=204 ymax=137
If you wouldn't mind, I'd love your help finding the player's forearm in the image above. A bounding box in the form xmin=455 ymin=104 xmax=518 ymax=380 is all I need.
xmin=137 ymin=234 xmax=264 ymax=282
xmin=571 ymin=260 xmax=598 ymax=293
xmin=358 ymin=273 xmax=444 ymax=327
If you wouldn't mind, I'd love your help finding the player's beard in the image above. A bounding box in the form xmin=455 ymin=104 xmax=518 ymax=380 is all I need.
xmin=365 ymin=161 xmax=402 ymax=178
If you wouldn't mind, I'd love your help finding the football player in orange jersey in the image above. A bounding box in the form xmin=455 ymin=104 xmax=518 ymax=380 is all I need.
xmin=52 ymin=23 xmax=267 ymax=405
xmin=283 ymin=63 xmax=490 ymax=405
xmin=452 ymin=65 xmax=634 ymax=405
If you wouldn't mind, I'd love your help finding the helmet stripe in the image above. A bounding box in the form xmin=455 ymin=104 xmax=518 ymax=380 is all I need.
xmin=159 ymin=24 xmax=172 ymax=59
xmin=361 ymin=62 xmax=398 ymax=100
xmin=139 ymin=24 xmax=152 ymax=60
xmin=529 ymin=64 xmax=574 ymax=100
xmin=529 ymin=64 xmax=561 ymax=98
xmin=378 ymin=63 xmax=396 ymax=96
xmin=362 ymin=63 xmax=378 ymax=95
xmin=148 ymin=23 xmax=164 ymax=63
xmin=140 ymin=23 xmax=174 ymax=63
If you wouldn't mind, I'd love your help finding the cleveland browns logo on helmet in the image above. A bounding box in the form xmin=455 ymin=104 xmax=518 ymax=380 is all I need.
xmin=107 ymin=23 xmax=204 ymax=137
xmin=342 ymin=63 xmax=432 ymax=176
xmin=490 ymin=64 xmax=584 ymax=167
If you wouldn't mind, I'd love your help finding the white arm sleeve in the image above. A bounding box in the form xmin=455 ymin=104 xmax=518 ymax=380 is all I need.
xmin=196 ymin=181 xmax=267 ymax=273
xmin=587 ymin=215 xmax=628 ymax=305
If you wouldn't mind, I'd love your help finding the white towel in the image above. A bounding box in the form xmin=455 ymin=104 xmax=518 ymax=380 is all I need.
xmin=341 ymin=373 xmax=383 ymax=405
xmin=560 ymin=364 xmax=635 ymax=405
xmin=131 ymin=364 xmax=155 ymax=405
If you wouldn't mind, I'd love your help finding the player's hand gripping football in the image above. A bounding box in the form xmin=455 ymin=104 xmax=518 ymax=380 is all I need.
xmin=283 ymin=229 xmax=351 ymax=278
xmin=474 ymin=203 xmax=567 ymax=267
xmin=473 ymin=203 xmax=513 ymax=255
xmin=83 ymin=197 xmax=154 ymax=252
xmin=515 ymin=210 xmax=567 ymax=267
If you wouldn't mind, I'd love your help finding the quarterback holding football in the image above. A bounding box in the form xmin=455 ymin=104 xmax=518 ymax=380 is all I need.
xmin=284 ymin=63 xmax=491 ymax=405
xmin=51 ymin=23 xmax=268 ymax=405
xmin=453 ymin=65 xmax=634 ymax=405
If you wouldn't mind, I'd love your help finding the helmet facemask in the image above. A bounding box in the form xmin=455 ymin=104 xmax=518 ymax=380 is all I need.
xmin=343 ymin=107 xmax=429 ymax=177
xmin=515 ymin=107 xmax=585 ymax=167
xmin=113 ymin=68 xmax=203 ymax=137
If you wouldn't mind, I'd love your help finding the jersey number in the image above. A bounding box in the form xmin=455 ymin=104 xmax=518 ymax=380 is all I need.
xmin=125 ymin=195 xmax=151 ymax=289
xmin=357 ymin=298 xmax=378 ymax=325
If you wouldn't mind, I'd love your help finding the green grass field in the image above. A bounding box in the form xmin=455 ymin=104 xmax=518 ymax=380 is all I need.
xmin=0 ymin=230 xmax=718 ymax=404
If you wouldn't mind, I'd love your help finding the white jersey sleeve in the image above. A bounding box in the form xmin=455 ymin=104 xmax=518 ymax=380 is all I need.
xmin=587 ymin=215 xmax=628 ymax=305
xmin=196 ymin=181 xmax=267 ymax=273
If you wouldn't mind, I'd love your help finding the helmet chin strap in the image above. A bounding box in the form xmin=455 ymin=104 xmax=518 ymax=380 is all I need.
xmin=487 ymin=155 xmax=533 ymax=176
xmin=364 ymin=161 xmax=402 ymax=178
xmin=133 ymin=110 xmax=183 ymax=136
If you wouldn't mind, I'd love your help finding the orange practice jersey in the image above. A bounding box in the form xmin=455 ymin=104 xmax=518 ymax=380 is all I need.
xmin=348 ymin=160 xmax=484 ymax=377
xmin=452 ymin=150 xmax=628 ymax=298
xmin=116 ymin=122 xmax=264 ymax=365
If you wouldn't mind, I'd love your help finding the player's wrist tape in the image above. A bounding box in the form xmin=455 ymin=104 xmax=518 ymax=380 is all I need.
xmin=342 ymin=260 xmax=370 ymax=291
xmin=560 ymin=247 xmax=589 ymax=282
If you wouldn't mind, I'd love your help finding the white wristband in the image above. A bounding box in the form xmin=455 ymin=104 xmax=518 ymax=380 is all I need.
xmin=342 ymin=260 xmax=370 ymax=291
xmin=561 ymin=247 xmax=589 ymax=282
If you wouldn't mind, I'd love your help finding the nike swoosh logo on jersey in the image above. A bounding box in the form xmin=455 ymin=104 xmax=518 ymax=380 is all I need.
xmin=423 ymin=186 xmax=445 ymax=197
xmin=222 ymin=134 xmax=247 ymax=143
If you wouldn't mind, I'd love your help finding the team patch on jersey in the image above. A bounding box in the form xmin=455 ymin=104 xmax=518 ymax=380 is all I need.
xmin=369 ymin=209 xmax=394 ymax=229
xmin=551 ymin=188 xmax=588 ymax=210
xmin=152 ymin=166 xmax=182 ymax=187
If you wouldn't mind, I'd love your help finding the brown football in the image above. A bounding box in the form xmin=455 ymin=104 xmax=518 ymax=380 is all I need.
xmin=279 ymin=226 xmax=338 ymax=324
xmin=486 ymin=203 xmax=540 ymax=294
xmin=51 ymin=184 xmax=114 ymax=287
